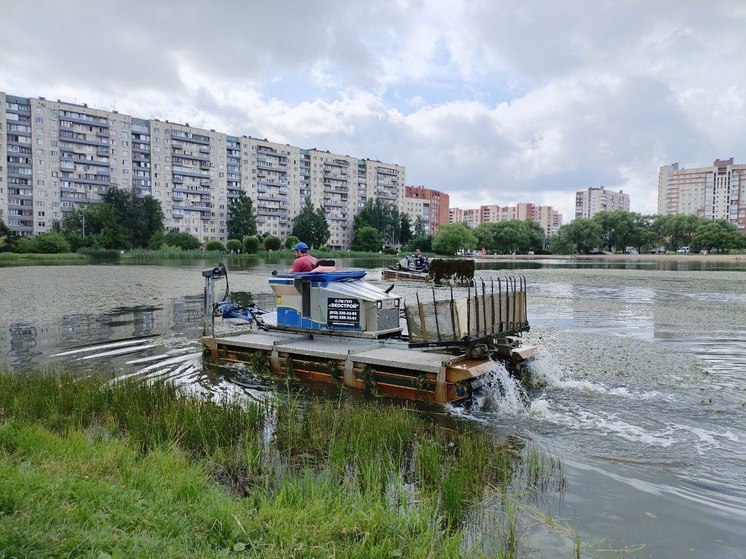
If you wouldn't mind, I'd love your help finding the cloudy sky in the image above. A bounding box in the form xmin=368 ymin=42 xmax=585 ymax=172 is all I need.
xmin=2 ymin=0 xmax=746 ymax=222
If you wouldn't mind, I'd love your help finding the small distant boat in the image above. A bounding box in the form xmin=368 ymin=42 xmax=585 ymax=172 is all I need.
xmin=382 ymin=257 xmax=429 ymax=281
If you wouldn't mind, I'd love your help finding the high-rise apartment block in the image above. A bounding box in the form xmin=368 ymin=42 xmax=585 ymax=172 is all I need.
xmin=450 ymin=203 xmax=562 ymax=237
xmin=658 ymin=159 xmax=746 ymax=232
xmin=403 ymin=185 xmax=449 ymax=235
xmin=574 ymin=186 xmax=630 ymax=219
xmin=0 ymin=91 xmax=408 ymax=248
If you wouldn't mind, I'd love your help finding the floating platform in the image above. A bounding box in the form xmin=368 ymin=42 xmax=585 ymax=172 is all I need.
xmin=202 ymin=330 xmax=525 ymax=403
xmin=381 ymin=268 xmax=429 ymax=282
xmin=201 ymin=264 xmax=536 ymax=404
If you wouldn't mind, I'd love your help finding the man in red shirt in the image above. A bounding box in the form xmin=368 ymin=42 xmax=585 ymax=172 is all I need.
xmin=289 ymin=241 xmax=318 ymax=273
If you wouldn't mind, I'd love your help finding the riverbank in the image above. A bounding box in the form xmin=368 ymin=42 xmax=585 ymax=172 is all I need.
xmin=0 ymin=371 xmax=571 ymax=558
xmin=477 ymin=252 xmax=746 ymax=263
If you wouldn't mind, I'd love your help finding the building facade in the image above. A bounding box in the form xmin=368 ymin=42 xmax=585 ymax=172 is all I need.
xmin=403 ymin=185 xmax=449 ymax=235
xmin=450 ymin=202 xmax=562 ymax=237
xmin=658 ymin=159 xmax=746 ymax=232
xmin=574 ymin=186 xmax=630 ymax=219
xmin=0 ymin=91 xmax=406 ymax=248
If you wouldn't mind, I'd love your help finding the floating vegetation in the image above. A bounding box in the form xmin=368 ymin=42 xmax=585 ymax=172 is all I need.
xmin=428 ymin=258 xmax=476 ymax=285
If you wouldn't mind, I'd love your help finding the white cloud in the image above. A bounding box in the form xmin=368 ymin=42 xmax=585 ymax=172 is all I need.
xmin=3 ymin=0 xmax=746 ymax=225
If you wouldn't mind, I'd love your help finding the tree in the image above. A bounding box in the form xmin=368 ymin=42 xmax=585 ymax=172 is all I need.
xmin=407 ymin=235 xmax=432 ymax=253
xmin=353 ymin=198 xmax=400 ymax=248
xmin=432 ymin=223 xmax=478 ymax=255
xmin=226 ymin=239 xmax=243 ymax=253
xmin=264 ymin=235 xmax=282 ymax=251
xmin=61 ymin=204 xmax=129 ymax=250
xmin=399 ymin=213 xmax=413 ymax=246
xmin=593 ymin=209 xmax=636 ymax=252
xmin=102 ymin=187 xmax=164 ymax=249
xmin=692 ymin=220 xmax=745 ymax=253
xmin=162 ymin=230 xmax=200 ymax=251
xmin=291 ymin=197 xmax=329 ymax=248
xmin=413 ymin=216 xmax=427 ymax=237
xmin=243 ymin=235 xmax=261 ymax=253
xmin=550 ymin=219 xmax=603 ymax=254
xmin=473 ymin=220 xmax=544 ymax=254
xmin=351 ymin=226 xmax=382 ymax=252
xmin=33 ymin=232 xmax=71 ymax=254
xmin=205 ymin=240 xmax=226 ymax=252
xmin=653 ymin=214 xmax=705 ymax=251
xmin=227 ymin=191 xmax=257 ymax=241
xmin=284 ymin=235 xmax=300 ymax=250
xmin=0 ymin=219 xmax=14 ymax=252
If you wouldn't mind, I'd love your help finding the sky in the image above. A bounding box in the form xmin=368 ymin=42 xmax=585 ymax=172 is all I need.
xmin=2 ymin=0 xmax=746 ymax=223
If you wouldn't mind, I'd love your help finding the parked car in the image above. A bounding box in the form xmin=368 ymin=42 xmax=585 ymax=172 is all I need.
xmin=650 ymin=247 xmax=667 ymax=254
xmin=676 ymin=246 xmax=690 ymax=254
xmin=624 ymin=247 xmax=639 ymax=255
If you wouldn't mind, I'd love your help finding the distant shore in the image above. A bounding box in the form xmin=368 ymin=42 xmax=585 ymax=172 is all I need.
xmin=477 ymin=252 xmax=746 ymax=263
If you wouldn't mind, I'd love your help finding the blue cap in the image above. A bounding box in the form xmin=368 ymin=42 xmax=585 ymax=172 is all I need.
xmin=292 ymin=242 xmax=309 ymax=251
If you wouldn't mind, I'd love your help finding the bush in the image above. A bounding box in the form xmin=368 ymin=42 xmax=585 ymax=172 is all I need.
xmin=264 ymin=235 xmax=282 ymax=251
xmin=163 ymin=230 xmax=201 ymax=251
xmin=226 ymin=239 xmax=242 ymax=253
xmin=33 ymin=232 xmax=71 ymax=254
xmin=148 ymin=231 xmax=166 ymax=250
xmin=243 ymin=235 xmax=261 ymax=254
xmin=13 ymin=237 xmax=37 ymax=254
xmin=76 ymin=248 xmax=121 ymax=259
xmin=285 ymin=235 xmax=300 ymax=250
xmin=407 ymin=235 xmax=432 ymax=253
xmin=204 ymin=240 xmax=226 ymax=252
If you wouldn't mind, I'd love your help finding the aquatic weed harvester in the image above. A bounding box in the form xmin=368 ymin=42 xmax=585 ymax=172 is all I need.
xmin=201 ymin=263 xmax=536 ymax=404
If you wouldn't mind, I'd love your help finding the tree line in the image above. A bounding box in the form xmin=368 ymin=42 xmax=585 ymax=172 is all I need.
xmin=0 ymin=188 xmax=333 ymax=255
xmin=549 ymin=210 xmax=745 ymax=254
xmin=2 ymin=191 xmax=744 ymax=256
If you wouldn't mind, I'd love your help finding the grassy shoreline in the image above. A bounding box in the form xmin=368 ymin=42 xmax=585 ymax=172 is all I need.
xmin=0 ymin=372 xmax=571 ymax=558
xmin=0 ymin=248 xmax=387 ymax=263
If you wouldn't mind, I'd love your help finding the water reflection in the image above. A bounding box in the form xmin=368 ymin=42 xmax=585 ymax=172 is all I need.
xmin=1 ymin=258 xmax=746 ymax=558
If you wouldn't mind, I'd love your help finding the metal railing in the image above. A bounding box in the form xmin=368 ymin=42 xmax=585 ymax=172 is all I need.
xmin=405 ymin=276 xmax=529 ymax=348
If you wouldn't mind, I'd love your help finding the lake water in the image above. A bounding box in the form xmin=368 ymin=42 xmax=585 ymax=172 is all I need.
xmin=1 ymin=256 xmax=745 ymax=558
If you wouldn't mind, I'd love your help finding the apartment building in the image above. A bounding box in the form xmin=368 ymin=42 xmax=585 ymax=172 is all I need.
xmin=658 ymin=159 xmax=746 ymax=231
xmin=448 ymin=207 xmax=480 ymax=228
xmin=403 ymin=185 xmax=449 ymax=235
xmin=574 ymin=186 xmax=630 ymax=219
xmin=1 ymin=91 xmax=406 ymax=247
xmin=450 ymin=203 xmax=562 ymax=237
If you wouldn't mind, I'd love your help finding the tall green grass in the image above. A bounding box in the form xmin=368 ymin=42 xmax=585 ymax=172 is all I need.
xmin=0 ymin=371 xmax=570 ymax=558
xmin=0 ymin=252 xmax=89 ymax=262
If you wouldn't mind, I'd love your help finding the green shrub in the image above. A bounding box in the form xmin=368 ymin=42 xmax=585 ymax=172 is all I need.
xmin=243 ymin=235 xmax=260 ymax=254
xmin=33 ymin=232 xmax=71 ymax=254
xmin=13 ymin=237 xmax=37 ymax=253
xmin=285 ymin=235 xmax=300 ymax=250
xmin=164 ymin=230 xmax=200 ymax=251
xmin=264 ymin=235 xmax=282 ymax=251
xmin=226 ymin=239 xmax=242 ymax=253
xmin=204 ymin=240 xmax=226 ymax=252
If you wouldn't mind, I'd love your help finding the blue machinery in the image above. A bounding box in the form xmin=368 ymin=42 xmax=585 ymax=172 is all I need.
xmin=202 ymin=263 xmax=536 ymax=404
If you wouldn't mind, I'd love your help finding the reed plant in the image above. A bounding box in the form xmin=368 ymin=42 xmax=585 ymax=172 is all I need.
xmin=0 ymin=371 xmax=570 ymax=557
xmin=0 ymin=252 xmax=89 ymax=262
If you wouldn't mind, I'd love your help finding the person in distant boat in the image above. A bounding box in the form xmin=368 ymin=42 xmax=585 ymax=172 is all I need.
xmin=289 ymin=241 xmax=318 ymax=273
xmin=412 ymin=248 xmax=427 ymax=268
